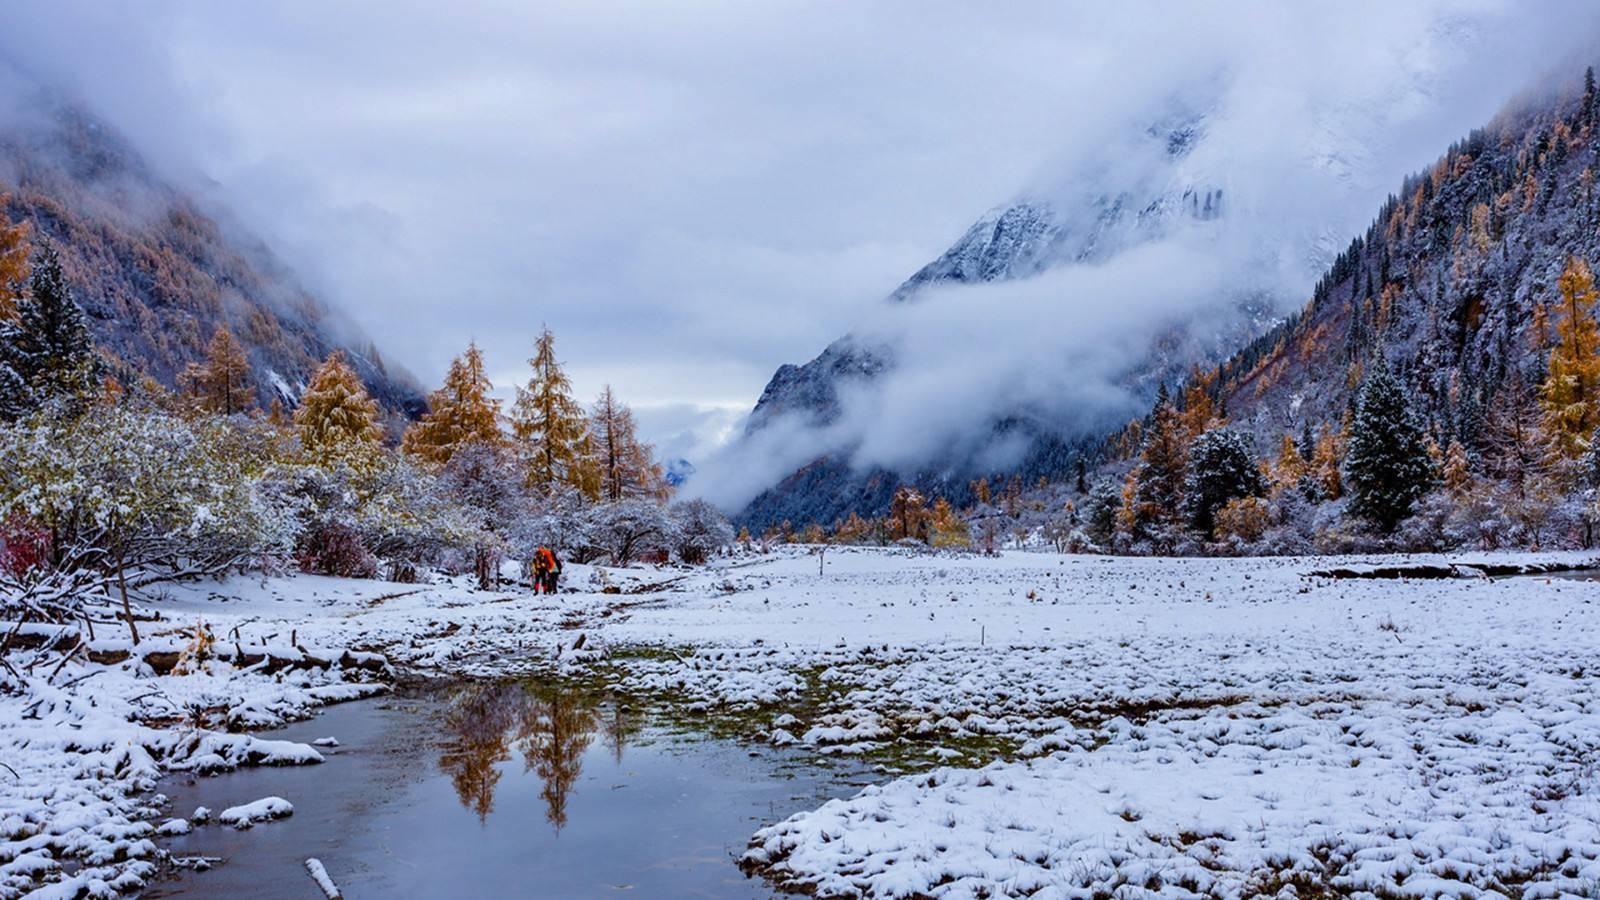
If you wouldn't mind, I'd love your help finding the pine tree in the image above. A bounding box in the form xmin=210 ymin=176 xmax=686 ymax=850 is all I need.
xmin=1184 ymin=428 xmax=1267 ymax=538
xmin=0 ymin=197 xmax=29 ymax=321
xmin=1082 ymin=479 xmax=1122 ymax=547
xmin=1128 ymin=387 xmax=1187 ymax=551
xmin=509 ymin=327 xmax=588 ymax=494
xmin=402 ymin=342 xmax=504 ymax=464
xmin=590 ymin=385 xmax=665 ymax=501
xmin=1580 ymin=66 xmax=1593 ymax=126
xmin=1538 ymin=256 xmax=1600 ymax=458
xmin=2 ymin=244 xmax=100 ymax=415
xmin=1345 ymin=359 xmax=1435 ymax=531
xmin=295 ymin=350 xmax=384 ymax=459
xmin=199 ymin=326 xmax=253 ymax=415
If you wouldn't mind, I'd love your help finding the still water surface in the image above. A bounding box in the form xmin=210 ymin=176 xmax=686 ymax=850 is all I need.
xmin=150 ymin=681 xmax=874 ymax=898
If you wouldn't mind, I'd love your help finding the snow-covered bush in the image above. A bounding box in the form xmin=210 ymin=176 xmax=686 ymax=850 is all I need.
xmin=669 ymin=499 xmax=735 ymax=564
xmin=584 ymin=499 xmax=681 ymax=565
xmin=0 ymin=408 xmax=299 ymax=586
xmin=295 ymin=520 xmax=379 ymax=578
xmin=510 ymin=484 xmax=592 ymax=563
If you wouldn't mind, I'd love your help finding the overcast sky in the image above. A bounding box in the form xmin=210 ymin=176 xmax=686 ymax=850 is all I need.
xmin=1 ymin=1 xmax=1597 ymax=465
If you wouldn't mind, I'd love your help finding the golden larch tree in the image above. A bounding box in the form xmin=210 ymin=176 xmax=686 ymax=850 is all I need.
xmin=889 ymin=484 xmax=927 ymax=542
xmin=1271 ymin=433 xmax=1307 ymax=491
xmin=589 ymin=385 xmax=666 ymax=501
xmin=509 ymin=326 xmax=588 ymax=493
xmin=1442 ymin=439 xmax=1473 ymax=496
xmin=199 ymin=326 xmax=253 ymax=415
xmin=403 ymin=342 xmax=505 ymax=464
xmin=0 ymin=196 xmax=30 ymax=320
xmin=1539 ymin=256 xmax=1600 ymax=458
xmin=1178 ymin=369 xmax=1221 ymax=442
xmin=295 ymin=350 xmax=384 ymax=458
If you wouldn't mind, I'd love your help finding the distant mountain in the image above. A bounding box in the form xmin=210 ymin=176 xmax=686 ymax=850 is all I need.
xmin=745 ymin=107 xmax=1223 ymax=439
xmin=664 ymin=457 xmax=697 ymax=488
xmin=0 ymin=101 xmax=423 ymax=421
xmin=733 ymin=99 xmax=1290 ymax=529
xmin=724 ymin=11 xmax=1541 ymax=532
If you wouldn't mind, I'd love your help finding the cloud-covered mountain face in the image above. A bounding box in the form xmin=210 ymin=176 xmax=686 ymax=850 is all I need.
xmin=0 ymin=68 xmax=423 ymax=421
xmin=697 ymin=3 xmax=1600 ymax=525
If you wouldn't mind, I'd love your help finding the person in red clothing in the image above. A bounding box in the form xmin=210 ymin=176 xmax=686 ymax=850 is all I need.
xmin=530 ymin=548 xmax=551 ymax=594
xmin=537 ymin=547 xmax=561 ymax=594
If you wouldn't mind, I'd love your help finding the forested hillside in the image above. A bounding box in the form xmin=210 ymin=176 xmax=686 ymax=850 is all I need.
xmin=1089 ymin=67 xmax=1600 ymax=553
xmin=0 ymin=103 xmax=422 ymax=421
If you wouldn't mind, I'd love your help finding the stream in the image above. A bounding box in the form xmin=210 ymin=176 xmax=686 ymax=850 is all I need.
xmin=146 ymin=680 xmax=878 ymax=898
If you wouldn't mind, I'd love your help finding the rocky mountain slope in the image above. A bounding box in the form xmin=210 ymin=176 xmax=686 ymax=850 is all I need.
xmin=0 ymin=103 xmax=422 ymax=418
xmin=1175 ymin=75 xmax=1600 ymax=465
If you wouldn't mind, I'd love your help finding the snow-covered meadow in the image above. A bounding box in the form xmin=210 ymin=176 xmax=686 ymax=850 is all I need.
xmin=6 ymin=547 xmax=1600 ymax=897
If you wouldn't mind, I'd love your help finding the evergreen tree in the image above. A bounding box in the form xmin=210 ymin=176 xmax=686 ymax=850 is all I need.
xmin=295 ymin=351 xmax=384 ymax=459
xmin=1538 ymin=256 xmax=1600 ymax=458
xmin=1587 ymin=424 xmax=1600 ymax=488
xmin=1082 ymin=478 xmax=1122 ymax=547
xmin=1587 ymin=66 xmax=1598 ymax=124
xmin=1455 ymin=386 xmax=1485 ymax=455
xmin=1345 ymin=358 xmax=1435 ymax=531
xmin=199 ymin=326 xmax=254 ymax=415
xmin=402 ymin=342 xmax=504 ymax=464
xmin=509 ymin=326 xmax=588 ymax=494
xmin=2 ymin=244 xmax=100 ymax=416
xmin=1183 ymin=428 xmax=1267 ymax=537
xmin=1128 ymin=386 xmax=1187 ymax=551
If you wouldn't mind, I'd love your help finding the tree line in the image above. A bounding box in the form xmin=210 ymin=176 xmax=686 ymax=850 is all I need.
xmin=0 ymin=219 xmax=734 ymax=641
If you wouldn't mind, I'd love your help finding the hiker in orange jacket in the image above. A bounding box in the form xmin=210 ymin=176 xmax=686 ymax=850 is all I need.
xmin=530 ymin=548 xmax=551 ymax=594
xmin=537 ymin=547 xmax=561 ymax=594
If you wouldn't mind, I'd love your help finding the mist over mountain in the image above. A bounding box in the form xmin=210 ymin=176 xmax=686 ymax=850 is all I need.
xmin=1176 ymin=71 xmax=1600 ymax=473
xmin=0 ymin=72 xmax=422 ymax=420
xmin=696 ymin=7 xmax=1600 ymax=529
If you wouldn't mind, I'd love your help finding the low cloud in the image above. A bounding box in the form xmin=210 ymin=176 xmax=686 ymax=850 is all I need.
xmin=1 ymin=1 xmax=1598 ymax=495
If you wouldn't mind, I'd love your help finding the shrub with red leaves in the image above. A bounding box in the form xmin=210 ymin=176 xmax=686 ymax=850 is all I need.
xmin=0 ymin=514 xmax=52 ymax=580
xmin=295 ymin=521 xmax=378 ymax=579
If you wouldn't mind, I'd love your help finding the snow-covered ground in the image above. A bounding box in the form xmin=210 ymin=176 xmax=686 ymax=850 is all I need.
xmin=6 ymin=547 xmax=1600 ymax=897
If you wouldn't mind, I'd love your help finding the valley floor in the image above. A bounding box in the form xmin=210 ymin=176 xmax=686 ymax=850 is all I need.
xmin=5 ymin=546 xmax=1600 ymax=897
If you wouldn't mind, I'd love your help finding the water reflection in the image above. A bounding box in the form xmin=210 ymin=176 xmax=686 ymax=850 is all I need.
xmin=603 ymin=702 xmax=641 ymax=765
xmin=435 ymin=681 xmax=606 ymax=830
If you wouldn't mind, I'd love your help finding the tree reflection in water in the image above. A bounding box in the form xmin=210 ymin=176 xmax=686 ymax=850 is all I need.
xmin=435 ymin=680 xmax=611 ymax=830
xmin=602 ymin=703 xmax=640 ymax=765
xmin=436 ymin=682 xmax=522 ymax=823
